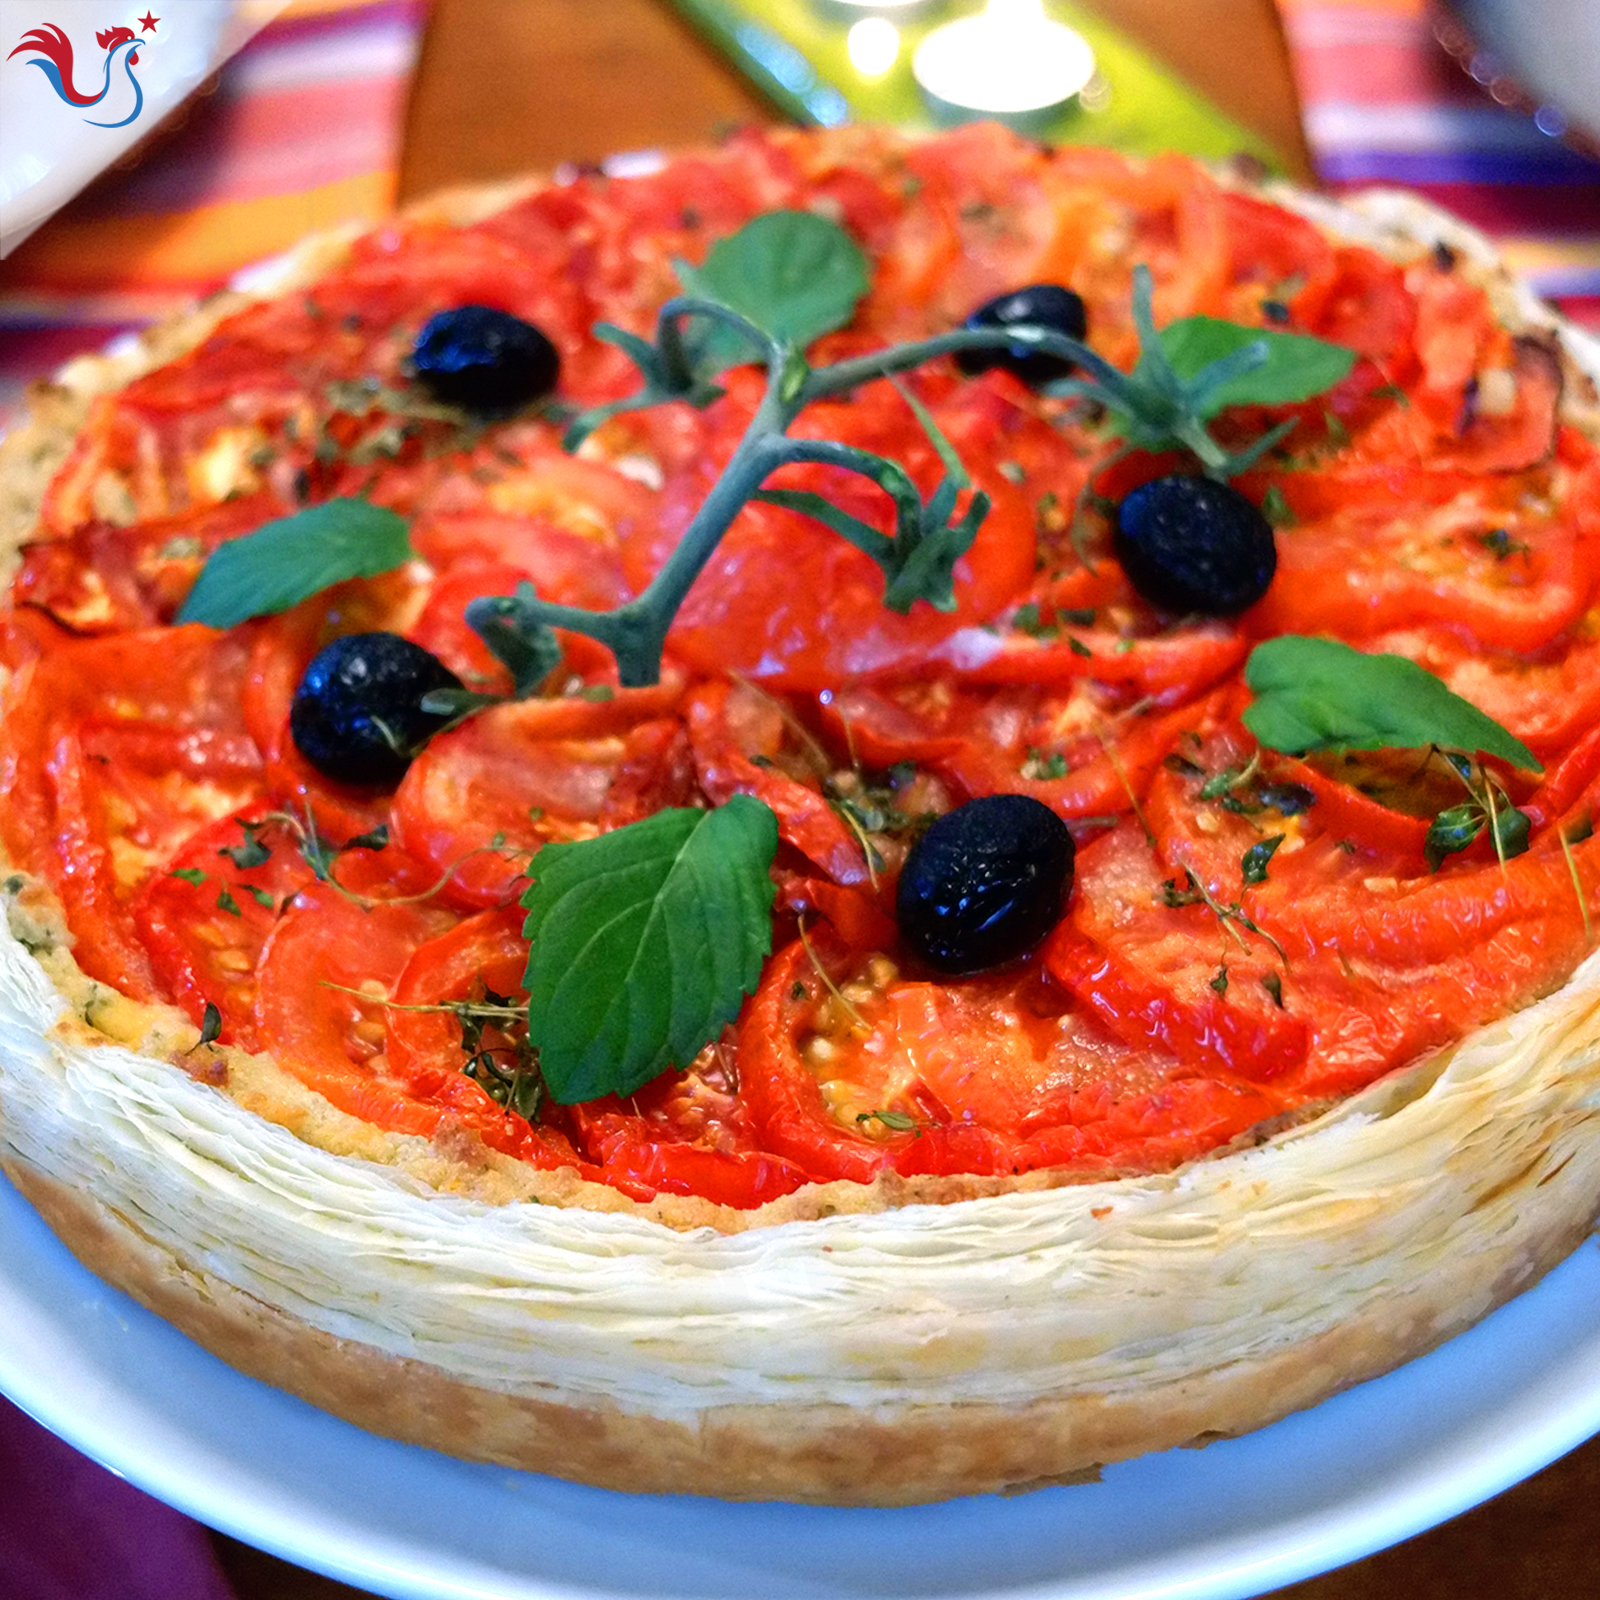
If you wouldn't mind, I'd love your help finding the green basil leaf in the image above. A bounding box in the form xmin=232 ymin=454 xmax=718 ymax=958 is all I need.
xmin=176 ymin=499 xmax=412 ymax=629
xmin=520 ymin=796 xmax=779 ymax=1103
xmin=1243 ymin=637 xmax=1542 ymax=771
xmin=1160 ymin=318 xmax=1357 ymax=418
xmin=674 ymin=210 xmax=870 ymax=373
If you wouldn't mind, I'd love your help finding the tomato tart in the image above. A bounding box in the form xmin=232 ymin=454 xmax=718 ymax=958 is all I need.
xmin=3 ymin=124 xmax=1600 ymax=1504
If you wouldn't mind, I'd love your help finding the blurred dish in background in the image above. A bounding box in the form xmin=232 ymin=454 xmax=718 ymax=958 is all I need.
xmin=1437 ymin=0 xmax=1600 ymax=152
xmin=666 ymin=0 xmax=1281 ymax=167
xmin=912 ymin=0 xmax=1098 ymax=129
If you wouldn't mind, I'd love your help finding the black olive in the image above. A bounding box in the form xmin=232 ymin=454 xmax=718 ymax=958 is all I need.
xmin=1257 ymin=781 xmax=1316 ymax=817
xmin=289 ymin=632 xmax=463 ymax=787
xmin=956 ymin=284 xmax=1088 ymax=387
xmin=411 ymin=305 xmax=559 ymax=416
xmin=1112 ymin=475 xmax=1277 ymax=616
xmin=896 ymin=795 xmax=1075 ymax=974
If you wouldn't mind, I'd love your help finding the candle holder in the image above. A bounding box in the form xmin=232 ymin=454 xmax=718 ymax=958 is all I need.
xmin=912 ymin=0 xmax=1097 ymax=132
xmin=811 ymin=0 xmax=941 ymax=18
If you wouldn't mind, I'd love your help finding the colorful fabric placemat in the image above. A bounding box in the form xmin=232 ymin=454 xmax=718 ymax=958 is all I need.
xmin=0 ymin=0 xmax=429 ymax=431
xmin=663 ymin=0 xmax=1281 ymax=167
xmin=1278 ymin=0 xmax=1600 ymax=331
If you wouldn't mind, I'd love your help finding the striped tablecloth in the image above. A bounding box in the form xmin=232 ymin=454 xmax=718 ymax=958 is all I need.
xmin=0 ymin=0 xmax=428 ymax=431
xmin=1279 ymin=0 xmax=1600 ymax=331
xmin=0 ymin=8 xmax=427 ymax=1591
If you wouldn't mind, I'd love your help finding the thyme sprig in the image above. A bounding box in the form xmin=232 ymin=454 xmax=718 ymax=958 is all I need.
xmin=465 ymin=258 xmax=1351 ymax=689
xmin=323 ymin=983 xmax=548 ymax=1121
xmin=1423 ymin=750 xmax=1532 ymax=872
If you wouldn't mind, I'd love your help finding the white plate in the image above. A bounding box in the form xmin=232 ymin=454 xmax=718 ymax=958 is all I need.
xmin=2 ymin=1169 xmax=1600 ymax=1600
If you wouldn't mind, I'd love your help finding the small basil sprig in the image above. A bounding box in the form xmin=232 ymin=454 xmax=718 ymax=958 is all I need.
xmin=176 ymin=498 xmax=412 ymax=628
xmin=1424 ymin=751 xmax=1532 ymax=871
xmin=519 ymin=796 xmax=779 ymax=1103
xmin=1243 ymin=637 xmax=1540 ymax=772
xmin=1244 ymin=636 xmax=1540 ymax=872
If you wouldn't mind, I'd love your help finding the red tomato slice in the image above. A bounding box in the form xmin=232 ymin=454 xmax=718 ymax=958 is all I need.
xmin=253 ymin=885 xmax=460 ymax=1131
xmin=383 ymin=907 xmax=595 ymax=1171
xmin=687 ymin=681 xmax=869 ymax=887
xmin=392 ymin=688 xmax=686 ymax=908
xmin=936 ymin=693 xmax=1222 ymax=826
xmin=133 ymin=811 xmax=313 ymax=1045
xmin=737 ymin=938 xmax=1283 ymax=1185
xmin=1044 ymin=824 xmax=1309 ymax=1082
xmin=569 ymin=1056 xmax=814 ymax=1208
xmin=14 ymin=491 xmax=287 ymax=635
xmin=0 ymin=627 xmax=265 ymax=996
xmin=938 ymin=616 xmax=1247 ymax=699
xmin=1248 ymin=482 xmax=1589 ymax=653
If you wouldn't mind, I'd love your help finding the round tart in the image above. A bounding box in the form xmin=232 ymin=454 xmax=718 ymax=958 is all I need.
xmin=2 ymin=124 xmax=1600 ymax=1504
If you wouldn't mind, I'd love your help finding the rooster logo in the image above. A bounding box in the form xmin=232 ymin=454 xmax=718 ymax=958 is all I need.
xmin=8 ymin=19 xmax=155 ymax=128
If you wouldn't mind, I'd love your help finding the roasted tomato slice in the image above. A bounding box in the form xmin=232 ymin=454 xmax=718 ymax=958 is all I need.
xmin=392 ymin=688 xmax=688 ymax=908
xmin=132 ymin=810 xmax=430 ymax=1049
xmin=569 ymin=1054 xmax=815 ymax=1208
xmin=1248 ymin=478 xmax=1590 ymax=654
xmin=0 ymin=626 xmax=265 ymax=996
xmin=737 ymin=938 xmax=1284 ymax=1185
xmin=133 ymin=811 xmax=314 ymax=1046
xmin=253 ymin=885 xmax=460 ymax=1132
xmin=384 ymin=907 xmax=594 ymax=1170
xmin=687 ymin=680 xmax=871 ymax=887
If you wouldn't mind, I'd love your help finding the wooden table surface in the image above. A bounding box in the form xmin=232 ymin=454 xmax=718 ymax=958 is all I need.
xmin=210 ymin=0 xmax=1600 ymax=1594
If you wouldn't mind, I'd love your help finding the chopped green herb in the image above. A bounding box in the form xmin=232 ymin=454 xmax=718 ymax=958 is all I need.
xmin=1260 ymin=484 xmax=1295 ymax=528
xmin=197 ymin=1003 xmax=222 ymax=1048
xmin=170 ymin=868 xmax=206 ymax=887
xmin=1474 ymin=527 xmax=1531 ymax=561
xmin=216 ymin=888 xmax=242 ymax=917
xmin=1210 ymin=966 xmax=1229 ymax=995
xmin=1022 ymin=746 xmax=1069 ymax=781
xmin=217 ymin=821 xmax=271 ymax=871
xmin=857 ymin=1109 xmax=917 ymax=1132
xmin=1013 ymin=601 xmax=1059 ymax=639
xmin=1261 ymin=972 xmax=1284 ymax=1008
xmin=1241 ymin=834 xmax=1285 ymax=886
